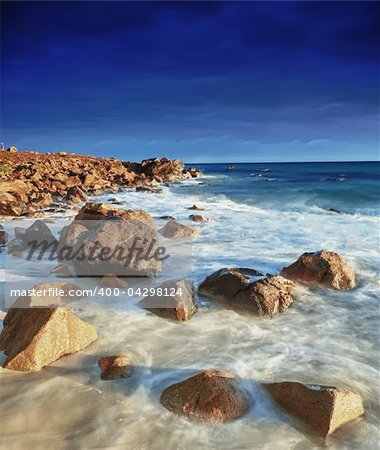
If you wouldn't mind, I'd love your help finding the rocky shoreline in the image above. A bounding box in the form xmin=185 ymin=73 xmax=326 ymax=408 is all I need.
xmin=0 ymin=147 xmax=202 ymax=217
xmin=0 ymin=148 xmax=365 ymax=444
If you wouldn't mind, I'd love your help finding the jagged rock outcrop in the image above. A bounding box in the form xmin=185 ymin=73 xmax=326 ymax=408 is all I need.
xmin=198 ymin=268 xmax=295 ymax=316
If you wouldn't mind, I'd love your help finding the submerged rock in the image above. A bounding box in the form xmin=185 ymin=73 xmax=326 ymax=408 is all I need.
xmin=189 ymin=214 xmax=208 ymax=222
xmin=198 ymin=268 xmax=295 ymax=316
xmin=0 ymin=307 xmax=97 ymax=372
xmin=98 ymin=355 xmax=134 ymax=380
xmin=263 ymin=382 xmax=364 ymax=438
xmin=160 ymin=370 xmax=249 ymax=423
xmin=187 ymin=204 xmax=205 ymax=211
xmin=282 ymin=250 xmax=356 ymax=290
xmin=139 ymin=279 xmax=196 ymax=321
xmin=160 ymin=220 xmax=198 ymax=239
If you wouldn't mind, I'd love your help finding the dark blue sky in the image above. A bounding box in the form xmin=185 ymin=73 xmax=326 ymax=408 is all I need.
xmin=1 ymin=1 xmax=379 ymax=162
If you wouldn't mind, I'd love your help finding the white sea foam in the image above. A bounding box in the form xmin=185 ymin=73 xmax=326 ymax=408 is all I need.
xmin=0 ymin=182 xmax=379 ymax=450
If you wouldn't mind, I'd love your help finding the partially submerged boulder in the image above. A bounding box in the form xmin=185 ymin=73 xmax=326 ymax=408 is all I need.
xmin=263 ymin=382 xmax=364 ymax=438
xmin=72 ymin=219 xmax=161 ymax=277
xmin=0 ymin=307 xmax=97 ymax=372
xmin=98 ymin=355 xmax=134 ymax=380
xmin=199 ymin=268 xmax=295 ymax=316
xmin=74 ymin=202 xmax=154 ymax=226
xmin=139 ymin=279 xmax=196 ymax=321
xmin=160 ymin=220 xmax=197 ymax=239
xmin=64 ymin=186 xmax=88 ymax=203
xmin=22 ymin=220 xmax=57 ymax=246
xmin=160 ymin=369 xmax=249 ymax=423
xmin=189 ymin=214 xmax=208 ymax=222
xmin=282 ymin=250 xmax=356 ymax=290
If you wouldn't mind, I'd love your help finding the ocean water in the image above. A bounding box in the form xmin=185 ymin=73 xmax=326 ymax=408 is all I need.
xmin=0 ymin=161 xmax=379 ymax=450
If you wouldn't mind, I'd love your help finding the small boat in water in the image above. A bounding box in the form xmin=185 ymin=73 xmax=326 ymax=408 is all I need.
xmin=227 ymin=165 xmax=236 ymax=170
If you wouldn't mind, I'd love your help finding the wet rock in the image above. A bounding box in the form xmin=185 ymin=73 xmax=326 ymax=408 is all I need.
xmin=57 ymin=222 xmax=88 ymax=257
xmin=7 ymin=238 xmax=28 ymax=255
xmin=0 ymin=225 xmax=8 ymax=245
xmin=263 ymin=382 xmax=364 ymax=438
xmin=98 ymin=355 xmax=134 ymax=380
xmin=23 ymin=220 xmax=57 ymax=246
xmin=160 ymin=369 xmax=249 ymax=423
xmin=281 ymin=250 xmax=356 ymax=290
xmin=98 ymin=273 xmax=129 ymax=288
xmin=158 ymin=215 xmax=175 ymax=221
xmin=187 ymin=167 xmax=203 ymax=178
xmin=135 ymin=185 xmax=164 ymax=194
xmin=74 ymin=202 xmax=154 ymax=227
xmin=0 ymin=307 xmax=97 ymax=372
xmin=187 ymin=204 xmax=205 ymax=211
xmin=199 ymin=268 xmax=295 ymax=316
xmin=189 ymin=214 xmax=208 ymax=222
xmin=139 ymin=279 xmax=196 ymax=321
xmin=72 ymin=219 xmax=160 ymax=277
xmin=160 ymin=220 xmax=198 ymax=239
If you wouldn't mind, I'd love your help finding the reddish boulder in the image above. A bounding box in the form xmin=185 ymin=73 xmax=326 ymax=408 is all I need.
xmin=282 ymin=250 xmax=356 ymax=290
xmin=98 ymin=355 xmax=134 ymax=380
xmin=263 ymin=382 xmax=364 ymax=438
xmin=0 ymin=307 xmax=97 ymax=372
xmin=160 ymin=220 xmax=197 ymax=239
xmin=199 ymin=268 xmax=295 ymax=316
xmin=160 ymin=370 xmax=249 ymax=423
xmin=139 ymin=279 xmax=196 ymax=321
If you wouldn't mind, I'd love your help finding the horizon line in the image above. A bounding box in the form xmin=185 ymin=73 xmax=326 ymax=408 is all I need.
xmin=185 ymin=160 xmax=379 ymax=165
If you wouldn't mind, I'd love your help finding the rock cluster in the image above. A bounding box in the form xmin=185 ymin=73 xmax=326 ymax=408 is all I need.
xmin=0 ymin=151 xmax=202 ymax=216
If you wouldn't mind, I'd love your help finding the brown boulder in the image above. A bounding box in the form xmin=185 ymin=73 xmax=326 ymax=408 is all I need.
xmin=160 ymin=220 xmax=197 ymax=239
xmin=7 ymin=146 xmax=18 ymax=153
xmin=98 ymin=355 xmax=134 ymax=380
xmin=49 ymin=264 xmax=72 ymax=277
xmin=198 ymin=268 xmax=295 ymax=316
xmin=187 ymin=204 xmax=205 ymax=210
xmin=282 ymin=250 xmax=356 ymax=290
xmin=57 ymin=222 xmax=88 ymax=257
xmin=160 ymin=370 xmax=249 ymax=423
xmin=22 ymin=220 xmax=57 ymax=245
xmin=189 ymin=214 xmax=208 ymax=222
xmin=72 ymin=219 xmax=161 ymax=277
xmin=7 ymin=238 xmax=28 ymax=255
xmin=74 ymin=202 xmax=154 ymax=226
xmin=263 ymin=382 xmax=364 ymax=438
xmin=139 ymin=279 xmax=196 ymax=321
xmin=0 ymin=307 xmax=97 ymax=372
